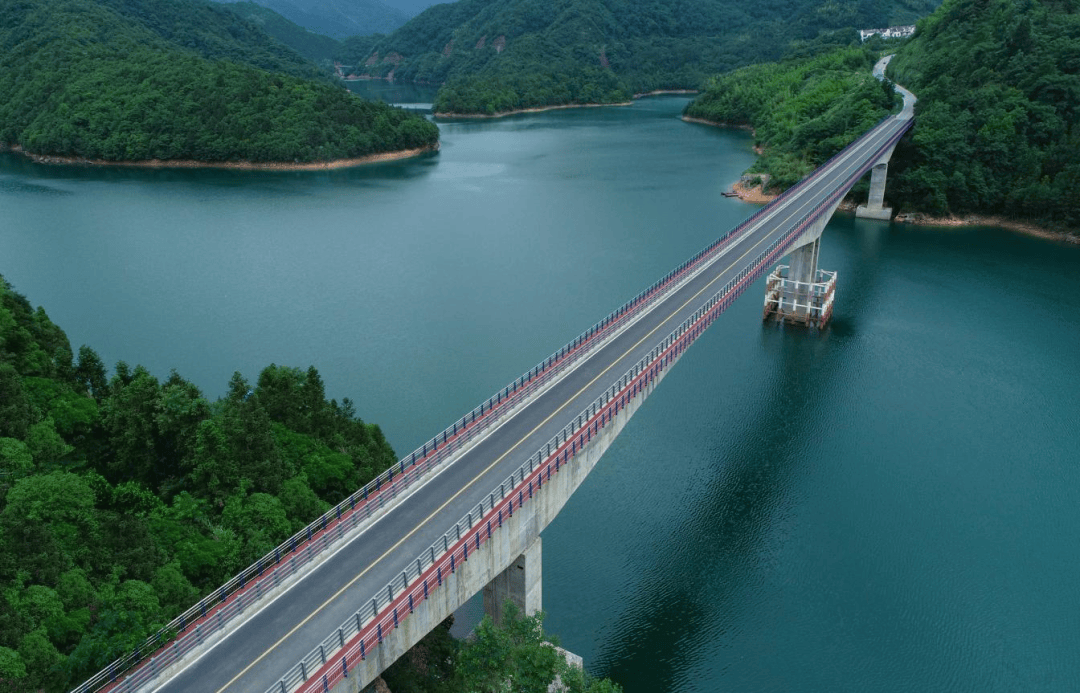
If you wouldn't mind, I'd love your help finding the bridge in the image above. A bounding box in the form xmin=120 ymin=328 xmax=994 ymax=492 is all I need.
xmin=76 ymin=61 xmax=914 ymax=693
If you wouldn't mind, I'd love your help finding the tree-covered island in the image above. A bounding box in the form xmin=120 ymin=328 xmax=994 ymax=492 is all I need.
xmin=0 ymin=0 xmax=438 ymax=167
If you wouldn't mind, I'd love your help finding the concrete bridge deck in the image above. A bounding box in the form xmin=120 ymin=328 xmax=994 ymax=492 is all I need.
xmin=77 ymin=63 xmax=915 ymax=693
xmin=136 ymin=107 xmax=912 ymax=693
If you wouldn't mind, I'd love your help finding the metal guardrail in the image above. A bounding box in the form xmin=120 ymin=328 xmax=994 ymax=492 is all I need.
xmin=76 ymin=108 xmax=913 ymax=693
xmin=277 ymin=116 xmax=915 ymax=693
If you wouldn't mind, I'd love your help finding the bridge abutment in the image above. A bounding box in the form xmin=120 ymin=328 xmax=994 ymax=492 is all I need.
xmin=856 ymin=162 xmax=893 ymax=220
xmin=483 ymin=536 xmax=541 ymax=626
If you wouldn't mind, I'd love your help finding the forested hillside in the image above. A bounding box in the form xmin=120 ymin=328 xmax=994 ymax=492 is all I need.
xmin=683 ymin=45 xmax=900 ymax=191
xmin=221 ymin=1 xmax=342 ymax=63
xmin=0 ymin=274 xmax=399 ymax=691
xmin=0 ymin=0 xmax=438 ymax=164
xmin=887 ymin=0 xmax=1080 ymax=230
xmin=218 ymin=0 xmax=410 ymax=40
xmin=333 ymin=0 xmax=939 ymax=115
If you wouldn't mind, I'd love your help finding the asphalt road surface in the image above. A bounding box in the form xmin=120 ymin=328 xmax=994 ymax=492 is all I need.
xmin=153 ymin=109 xmax=912 ymax=693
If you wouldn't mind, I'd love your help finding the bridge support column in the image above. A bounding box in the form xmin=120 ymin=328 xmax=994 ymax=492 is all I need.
xmin=483 ymin=536 xmax=541 ymax=626
xmin=763 ymin=217 xmax=838 ymax=329
xmin=788 ymin=238 xmax=820 ymax=296
xmin=856 ymin=162 xmax=893 ymax=220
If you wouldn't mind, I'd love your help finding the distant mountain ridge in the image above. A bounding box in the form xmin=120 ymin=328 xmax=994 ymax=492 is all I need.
xmin=334 ymin=0 xmax=941 ymax=114
xmin=216 ymin=0 xmax=411 ymax=39
xmin=221 ymin=1 xmax=343 ymax=62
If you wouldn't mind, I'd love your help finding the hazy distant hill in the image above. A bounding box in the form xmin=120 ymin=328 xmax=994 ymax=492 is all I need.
xmin=222 ymin=1 xmax=343 ymax=62
xmin=217 ymin=0 xmax=411 ymax=39
xmin=335 ymin=0 xmax=941 ymax=114
xmin=0 ymin=0 xmax=438 ymax=164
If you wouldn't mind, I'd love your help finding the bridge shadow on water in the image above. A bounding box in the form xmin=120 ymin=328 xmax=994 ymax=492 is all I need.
xmin=581 ymin=214 xmax=892 ymax=691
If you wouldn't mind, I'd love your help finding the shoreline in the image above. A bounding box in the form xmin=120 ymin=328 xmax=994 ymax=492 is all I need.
xmin=434 ymin=102 xmax=632 ymax=119
xmin=634 ymin=89 xmax=699 ymax=98
xmin=729 ymin=178 xmax=777 ymax=204
xmin=693 ymin=117 xmax=1077 ymax=244
xmin=723 ymin=183 xmax=1078 ymax=243
xmin=3 ymin=143 xmax=439 ymax=171
xmin=894 ymin=211 xmax=1079 ymax=244
xmin=681 ymin=115 xmax=753 ymax=132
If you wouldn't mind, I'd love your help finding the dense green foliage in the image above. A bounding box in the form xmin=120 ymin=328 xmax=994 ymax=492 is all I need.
xmin=383 ymin=607 xmax=621 ymax=693
xmin=0 ymin=274 xmax=398 ymax=692
xmin=886 ymin=0 xmax=1080 ymax=229
xmin=0 ymin=0 xmax=438 ymax=163
xmin=333 ymin=0 xmax=938 ymax=114
xmin=219 ymin=0 xmax=409 ymax=40
xmin=221 ymin=1 xmax=342 ymax=63
xmin=684 ymin=46 xmax=900 ymax=191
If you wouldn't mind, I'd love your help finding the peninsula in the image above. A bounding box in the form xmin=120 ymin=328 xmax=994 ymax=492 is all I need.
xmin=0 ymin=0 xmax=438 ymax=168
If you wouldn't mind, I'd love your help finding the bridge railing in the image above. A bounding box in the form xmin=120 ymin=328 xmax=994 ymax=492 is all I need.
xmin=73 ymin=156 xmax=769 ymax=693
xmin=276 ymin=115 xmax=915 ymax=693
xmin=74 ymin=103 xmax=912 ymax=693
xmin=73 ymin=157 xmax=784 ymax=693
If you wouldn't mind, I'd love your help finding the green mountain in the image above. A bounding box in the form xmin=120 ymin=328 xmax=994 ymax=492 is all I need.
xmin=0 ymin=0 xmax=438 ymax=164
xmin=217 ymin=0 xmax=411 ymax=39
xmin=684 ymin=44 xmax=900 ymax=191
xmin=0 ymin=273 xmax=400 ymax=691
xmin=334 ymin=0 xmax=939 ymax=115
xmin=221 ymin=1 xmax=343 ymax=63
xmin=886 ymin=0 xmax=1080 ymax=230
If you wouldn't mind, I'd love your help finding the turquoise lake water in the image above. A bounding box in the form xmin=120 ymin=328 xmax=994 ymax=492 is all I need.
xmin=2 ymin=91 xmax=1079 ymax=692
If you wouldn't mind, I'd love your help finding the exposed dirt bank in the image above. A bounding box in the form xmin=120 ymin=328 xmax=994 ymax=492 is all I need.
xmin=894 ymin=212 xmax=1080 ymax=244
xmin=729 ymin=178 xmax=777 ymax=204
xmin=634 ymin=89 xmax=699 ymax=98
xmin=3 ymin=143 xmax=439 ymax=170
xmin=681 ymin=116 xmax=753 ymax=132
xmin=434 ymin=102 xmax=631 ymax=119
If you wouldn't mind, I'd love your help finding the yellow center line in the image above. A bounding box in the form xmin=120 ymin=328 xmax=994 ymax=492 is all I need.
xmin=214 ymin=122 xmax=894 ymax=693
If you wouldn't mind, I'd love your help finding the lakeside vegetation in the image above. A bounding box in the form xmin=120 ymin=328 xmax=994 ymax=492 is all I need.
xmin=683 ymin=46 xmax=900 ymax=192
xmin=0 ymin=274 xmax=401 ymax=691
xmin=683 ymin=0 xmax=1079 ymax=234
xmin=0 ymin=273 xmax=625 ymax=693
xmin=887 ymin=0 xmax=1080 ymax=230
xmin=0 ymin=0 xmax=438 ymax=164
xmin=336 ymin=0 xmax=939 ymax=115
xmin=382 ymin=607 xmax=620 ymax=693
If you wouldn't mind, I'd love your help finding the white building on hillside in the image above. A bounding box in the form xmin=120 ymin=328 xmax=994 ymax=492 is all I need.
xmin=859 ymin=25 xmax=916 ymax=42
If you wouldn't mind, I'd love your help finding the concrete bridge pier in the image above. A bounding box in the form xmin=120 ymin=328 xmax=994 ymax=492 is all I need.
xmin=784 ymin=238 xmax=821 ymax=318
xmin=483 ymin=537 xmax=541 ymax=626
xmin=855 ymin=162 xmax=893 ymax=220
xmin=763 ymin=199 xmax=840 ymax=329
